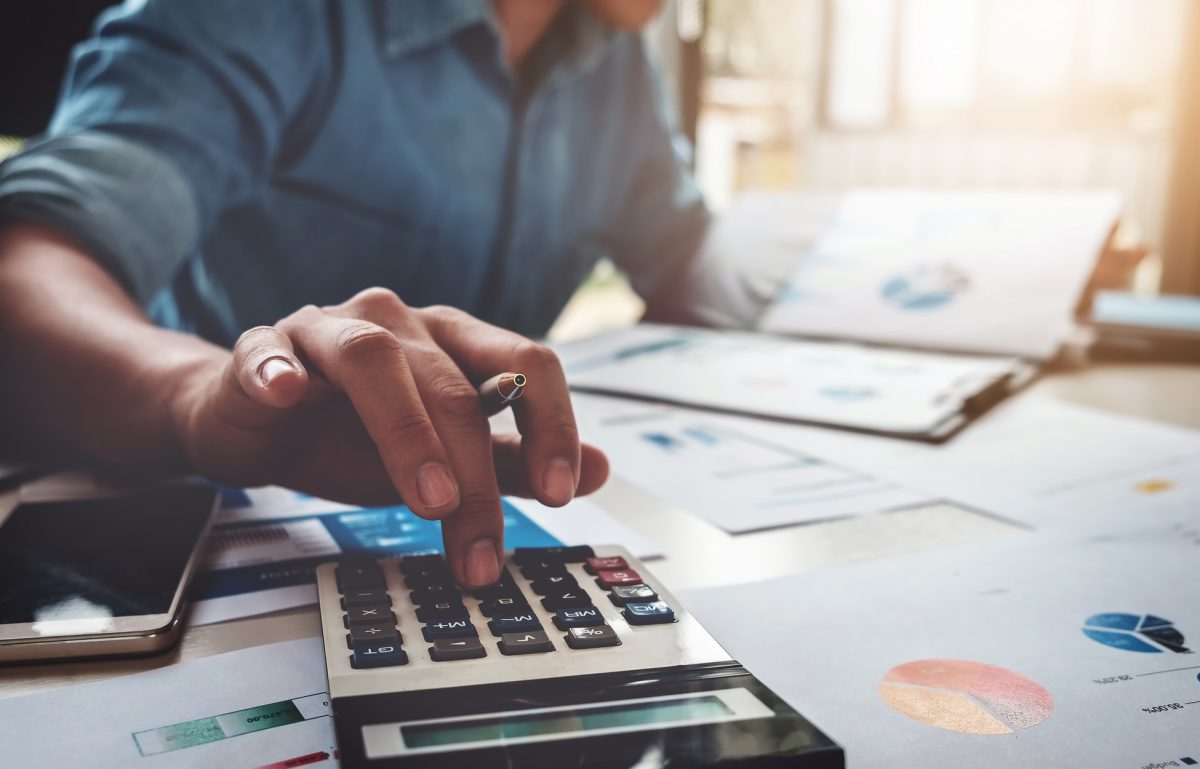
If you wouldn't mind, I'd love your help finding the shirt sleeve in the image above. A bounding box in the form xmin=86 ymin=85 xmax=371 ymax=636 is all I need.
xmin=0 ymin=0 xmax=333 ymax=305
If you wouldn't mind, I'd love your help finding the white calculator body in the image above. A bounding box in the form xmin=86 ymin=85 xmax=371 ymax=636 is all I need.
xmin=316 ymin=545 xmax=842 ymax=768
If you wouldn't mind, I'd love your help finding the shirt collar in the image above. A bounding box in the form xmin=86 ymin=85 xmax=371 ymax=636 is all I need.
xmin=380 ymin=0 xmax=492 ymax=58
xmin=381 ymin=0 xmax=619 ymax=85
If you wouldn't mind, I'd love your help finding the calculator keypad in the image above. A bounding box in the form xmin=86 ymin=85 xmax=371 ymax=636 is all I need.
xmin=334 ymin=563 xmax=410 ymax=669
xmin=327 ymin=546 xmax=679 ymax=675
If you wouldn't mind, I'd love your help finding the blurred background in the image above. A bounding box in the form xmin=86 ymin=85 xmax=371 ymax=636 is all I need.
xmin=4 ymin=0 xmax=1198 ymax=338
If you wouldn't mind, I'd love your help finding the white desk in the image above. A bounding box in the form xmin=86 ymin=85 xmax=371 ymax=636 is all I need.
xmin=2 ymin=361 xmax=1198 ymax=700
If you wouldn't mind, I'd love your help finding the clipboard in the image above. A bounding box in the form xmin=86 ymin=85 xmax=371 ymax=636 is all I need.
xmin=559 ymin=324 xmax=1037 ymax=443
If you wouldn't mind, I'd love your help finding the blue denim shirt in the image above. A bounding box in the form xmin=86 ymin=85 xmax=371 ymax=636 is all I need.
xmin=0 ymin=0 xmax=709 ymax=343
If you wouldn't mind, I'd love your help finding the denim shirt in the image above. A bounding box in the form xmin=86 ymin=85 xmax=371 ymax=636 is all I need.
xmin=0 ymin=0 xmax=709 ymax=343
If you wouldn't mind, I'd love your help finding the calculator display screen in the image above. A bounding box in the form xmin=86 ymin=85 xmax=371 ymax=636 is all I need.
xmin=402 ymin=696 xmax=732 ymax=749
xmin=0 ymin=486 xmax=215 ymax=628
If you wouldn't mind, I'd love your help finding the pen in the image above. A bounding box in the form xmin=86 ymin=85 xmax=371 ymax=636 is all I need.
xmin=478 ymin=372 xmax=527 ymax=416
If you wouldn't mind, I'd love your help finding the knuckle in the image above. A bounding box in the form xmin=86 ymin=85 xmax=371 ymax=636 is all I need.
xmin=383 ymin=410 xmax=437 ymax=445
xmin=419 ymin=304 xmax=465 ymax=325
xmin=280 ymin=304 xmax=325 ymax=331
xmin=234 ymin=325 xmax=280 ymax=351
xmin=540 ymin=415 xmax=580 ymax=442
xmin=430 ymin=375 xmax=485 ymax=421
xmin=513 ymin=340 xmax=561 ymax=372
xmin=334 ymin=322 xmax=402 ymax=364
xmin=349 ymin=287 xmax=406 ymax=316
xmin=455 ymin=488 xmax=502 ymax=517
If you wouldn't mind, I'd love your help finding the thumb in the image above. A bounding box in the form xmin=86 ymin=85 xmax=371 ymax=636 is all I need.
xmin=216 ymin=325 xmax=310 ymax=426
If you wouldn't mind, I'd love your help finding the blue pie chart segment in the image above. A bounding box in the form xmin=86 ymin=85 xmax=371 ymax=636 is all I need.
xmin=1082 ymin=628 xmax=1161 ymax=653
xmin=880 ymin=264 xmax=970 ymax=311
xmin=1086 ymin=613 xmax=1141 ymax=631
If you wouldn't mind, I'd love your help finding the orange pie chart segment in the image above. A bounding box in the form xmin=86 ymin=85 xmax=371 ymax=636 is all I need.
xmin=879 ymin=659 xmax=1054 ymax=734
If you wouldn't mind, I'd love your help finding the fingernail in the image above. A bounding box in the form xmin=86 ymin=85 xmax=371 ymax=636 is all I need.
xmin=259 ymin=357 xmax=294 ymax=386
xmin=417 ymin=463 xmax=457 ymax=510
xmin=465 ymin=539 xmax=500 ymax=586
xmin=543 ymin=458 xmax=576 ymax=504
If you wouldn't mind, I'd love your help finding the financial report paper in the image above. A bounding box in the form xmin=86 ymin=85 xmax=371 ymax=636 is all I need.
xmin=757 ymin=188 xmax=1122 ymax=359
xmin=0 ymin=638 xmax=335 ymax=769
xmin=681 ymin=519 xmax=1200 ymax=769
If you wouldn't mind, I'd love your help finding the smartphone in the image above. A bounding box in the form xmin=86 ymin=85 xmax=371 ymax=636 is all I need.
xmin=0 ymin=483 xmax=219 ymax=664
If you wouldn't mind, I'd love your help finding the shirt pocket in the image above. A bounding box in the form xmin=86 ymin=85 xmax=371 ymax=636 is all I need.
xmin=203 ymin=180 xmax=449 ymax=326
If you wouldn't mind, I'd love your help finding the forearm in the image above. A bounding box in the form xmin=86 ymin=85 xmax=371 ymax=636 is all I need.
xmin=0 ymin=223 xmax=226 ymax=468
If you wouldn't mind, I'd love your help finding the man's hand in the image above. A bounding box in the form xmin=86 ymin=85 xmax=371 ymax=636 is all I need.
xmin=171 ymin=288 xmax=608 ymax=587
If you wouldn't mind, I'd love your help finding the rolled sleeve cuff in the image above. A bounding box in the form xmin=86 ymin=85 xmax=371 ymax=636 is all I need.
xmin=0 ymin=131 xmax=199 ymax=305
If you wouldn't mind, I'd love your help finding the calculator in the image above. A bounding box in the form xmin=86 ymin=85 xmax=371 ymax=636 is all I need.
xmin=316 ymin=545 xmax=843 ymax=768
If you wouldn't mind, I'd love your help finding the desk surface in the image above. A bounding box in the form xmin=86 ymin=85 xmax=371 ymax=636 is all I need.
xmin=2 ymin=361 xmax=1198 ymax=700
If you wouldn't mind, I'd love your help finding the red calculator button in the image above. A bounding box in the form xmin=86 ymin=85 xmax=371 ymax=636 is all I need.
xmin=585 ymin=556 xmax=629 ymax=574
xmin=595 ymin=569 xmax=642 ymax=588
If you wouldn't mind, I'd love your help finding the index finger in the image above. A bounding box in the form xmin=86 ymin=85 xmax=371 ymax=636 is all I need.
xmin=278 ymin=308 xmax=462 ymax=520
xmin=419 ymin=306 xmax=580 ymax=507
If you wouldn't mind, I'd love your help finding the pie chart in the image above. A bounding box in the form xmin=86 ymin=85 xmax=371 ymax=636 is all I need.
xmin=1082 ymin=613 xmax=1191 ymax=654
xmin=878 ymin=659 xmax=1054 ymax=735
xmin=880 ymin=263 xmax=970 ymax=311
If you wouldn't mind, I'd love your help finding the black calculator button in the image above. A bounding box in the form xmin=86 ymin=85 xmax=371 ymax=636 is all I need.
xmin=350 ymin=642 xmax=408 ymax=668
xmin=499 ymin=630 xmax=556 ymax=655
xmin=608 ymin=584 xmax=658 ymax=606
xmin=416 ymin=602 xmax=470 ymax=624
xmin=469 ymin=570 xmax=517 ymax=601
xmin=346 ymin=624 xmax=400 ymax=648
xmin=553 ymin=606 xmax=605 ymax=630
xmin=623 ymin=601 xmax=676 ymax=625
xmin=337 ymin=563 xmax=385 ymax=591
xmin=340 ymin=589 xmax=390 ymax=609
xmin=405 ymin=570 xmax=456 ymax=591
xmin=430 ymin=637 xmax=487 ymax=661
xmin=529 ymin=574 xmax=578 ymax=595
xmin=398 ymin=554 xmax=447 ymax=574
xmin=565 ymin=625 xmax=622 ymax=649
xmin=422 ymin=619 xmax=479 ymax=641
xmin=512 ymin=546 xmax=595 ymax=564
xmin=472 ymin=586 xmax=525 ymax=605
xmin=344 ymin=605 xmax=396 ymax=627
xmin=518 ymin=561 xmax=569 ymax=581
xmin=409 ymin=584 xmax=461 ymax=605
xmin=488 ymin=613 xmax=541 ymax=636
xmin=541 ymin=590 xmax=592 ymax=611
xmin=480 ymin=596 xmax=531 ymax=618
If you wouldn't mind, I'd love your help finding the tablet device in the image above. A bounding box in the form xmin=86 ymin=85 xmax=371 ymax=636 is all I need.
xmin=0 ymin=483 xmax=218 ymax=663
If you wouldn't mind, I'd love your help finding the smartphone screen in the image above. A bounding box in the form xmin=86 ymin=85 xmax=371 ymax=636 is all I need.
xmin=0 ymin=485 xmax=216 ymax=627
